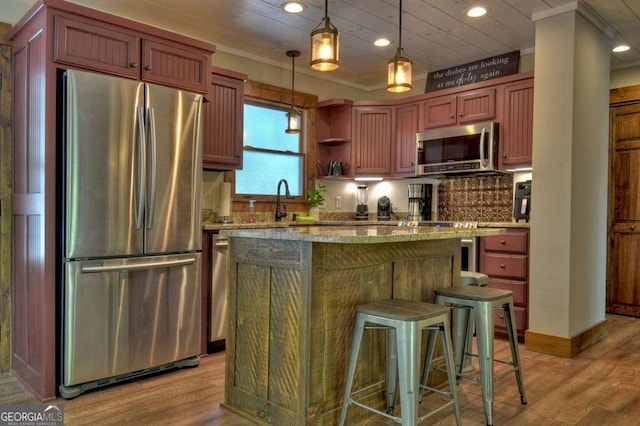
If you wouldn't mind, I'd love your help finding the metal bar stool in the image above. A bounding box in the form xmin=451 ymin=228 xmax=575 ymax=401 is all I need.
xmin=426 ymin=286 xmax=527 ymax=426
xmin=459 ymin=271 xmax=489 ymax=372
xmin=339 ymin=299 xmax=461 ymax=426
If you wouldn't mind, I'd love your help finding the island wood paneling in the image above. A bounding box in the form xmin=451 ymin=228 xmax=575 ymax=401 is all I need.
xmin=223 ymin=236 xmax=460 ymax=425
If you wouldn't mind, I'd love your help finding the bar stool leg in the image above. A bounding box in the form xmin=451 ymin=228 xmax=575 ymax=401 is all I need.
xmin=503 ymin=302 xmax=528 ymax=405
xmin=440 ymin=316 xmax=462 ymax=426
xmin=395 ymin=321 xmax=421 ymax=426
xmin=452 ymin=306 xmax=471 ymax=376
xmin=419 ymin=325 xmax=438 ymax=402
xmin=473 ymin=301 xmax=495 ymax=426
xmin=339 ymin=314 xmax=366 ymax=426
xmin=386 ymin=328 xmax=399 ymax=414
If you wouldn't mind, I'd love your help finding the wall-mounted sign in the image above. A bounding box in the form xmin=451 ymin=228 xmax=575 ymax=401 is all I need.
xmin=425 ymin=50 xmax=520 ymax=92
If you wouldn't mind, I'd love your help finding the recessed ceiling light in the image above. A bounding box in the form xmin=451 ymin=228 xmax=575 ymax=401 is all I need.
xmin=467 ymin=6 xmax=487 ymax=18
xmin=612 ymin=44 xmax=631 ymax=53
xmin=374 ymin=38 xmax=391 ymax=47
xmin=281 ymin=1 xmax=306 ymax=14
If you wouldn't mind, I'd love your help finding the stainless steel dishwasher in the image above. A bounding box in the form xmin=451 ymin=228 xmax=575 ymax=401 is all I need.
xmin=209 ymin=235 xmax=228 ymax=346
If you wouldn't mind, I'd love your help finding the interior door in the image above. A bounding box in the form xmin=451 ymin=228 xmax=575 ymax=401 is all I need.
xmin=144 ymin=83 xmax=203 ymax=254
xmin=607 ymin=102 xmax=640 ymax=316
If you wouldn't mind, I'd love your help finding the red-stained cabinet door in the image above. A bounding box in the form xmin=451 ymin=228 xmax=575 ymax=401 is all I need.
xmin=352 ymin=106 xmax=395 ymax=176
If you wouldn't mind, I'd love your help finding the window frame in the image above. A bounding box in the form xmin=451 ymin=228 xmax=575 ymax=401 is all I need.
xmin=230 ymin=80 xmax=317 ymax=210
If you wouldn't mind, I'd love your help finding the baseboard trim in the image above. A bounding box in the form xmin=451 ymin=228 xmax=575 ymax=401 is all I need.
xmin=525 ymin=319 xmax=609 ymax=358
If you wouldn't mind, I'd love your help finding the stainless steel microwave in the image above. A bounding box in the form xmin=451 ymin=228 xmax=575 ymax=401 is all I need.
xmin=415 ymin=121 xmax=497 ymax=176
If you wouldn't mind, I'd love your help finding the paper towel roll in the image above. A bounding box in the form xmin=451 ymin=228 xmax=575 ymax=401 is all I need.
xmin=218 ymin=182 xmax=231 ymax=218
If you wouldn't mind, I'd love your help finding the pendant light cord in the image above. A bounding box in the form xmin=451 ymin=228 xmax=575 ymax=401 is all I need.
xmin=324 ymin=0 xmax=329 ymax=19
xmin=398 ymin=0 xmax=403 ymax=51
xmin=291 ymin=55 xmax=295 ymax=108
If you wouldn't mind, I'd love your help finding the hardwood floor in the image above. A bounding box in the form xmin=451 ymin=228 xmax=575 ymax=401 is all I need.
xmin=2 ymin=314 xmax=640 ymax=425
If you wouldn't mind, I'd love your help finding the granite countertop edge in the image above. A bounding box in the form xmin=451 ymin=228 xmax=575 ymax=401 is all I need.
xmin=219 ymin=226 xmax=505 ymax=244
xmin=203 ymin=220 xmax=529 ymax=231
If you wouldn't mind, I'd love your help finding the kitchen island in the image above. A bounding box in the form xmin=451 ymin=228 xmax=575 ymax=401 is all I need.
xmin=219 ymin=225 xmax=504 ymax=425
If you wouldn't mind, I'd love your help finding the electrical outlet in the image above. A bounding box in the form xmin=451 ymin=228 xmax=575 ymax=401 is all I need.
xmin=335 ymin=196 xmax=342 ymax=209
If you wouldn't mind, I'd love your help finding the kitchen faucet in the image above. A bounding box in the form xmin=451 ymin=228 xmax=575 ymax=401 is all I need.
xmin=275 ymin=179 xmax=291 ymax=221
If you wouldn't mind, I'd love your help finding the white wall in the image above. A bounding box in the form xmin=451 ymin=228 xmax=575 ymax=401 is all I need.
xmin=610 ymin=66 xmax=640 ymax=88
xmin=529 ymin=9 xmax=610 ymax=338
xmin=317 ymin=177 xmax=438 ymax=217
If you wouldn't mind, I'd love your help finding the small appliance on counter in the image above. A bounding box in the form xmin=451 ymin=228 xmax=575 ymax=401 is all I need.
xmin=514 ymin=179 xmax=532 ymax=222
xmin=407 ymin=183 xmax=433 ymax=221
xmin=377 ymin=196 xmax=392 ymax=221
xmin=355 ymin=184 xmax=369 ymax=220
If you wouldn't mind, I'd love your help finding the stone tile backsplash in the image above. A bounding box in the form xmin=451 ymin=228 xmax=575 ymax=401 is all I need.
xmin=437 ymin=174 xmax=514 ymax=222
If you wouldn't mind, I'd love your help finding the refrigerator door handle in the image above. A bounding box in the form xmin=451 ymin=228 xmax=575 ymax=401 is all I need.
xmin=146 ymin=107 xmax=157 ymax=230
xmin=135 ymin=106 xmax=147 ymax=230
xmin=81 ymin=257 xmax=196 ymax=273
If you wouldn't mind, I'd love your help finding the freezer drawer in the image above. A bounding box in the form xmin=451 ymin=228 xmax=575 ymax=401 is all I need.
xmin=62 ymin=254 xmax=201 ymax=388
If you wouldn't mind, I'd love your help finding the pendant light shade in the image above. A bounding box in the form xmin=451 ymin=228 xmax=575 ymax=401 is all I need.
xmin=310 ymin=0 xmax=339 ymax=71
xmin=285 ymin=50 xmax=302 ymax=134
xmin=388 ymin=0 xmax=412 ymax=92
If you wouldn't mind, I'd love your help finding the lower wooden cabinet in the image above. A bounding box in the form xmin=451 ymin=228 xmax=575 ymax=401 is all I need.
xmin=479 ymin=228 xmax=529 ymax=341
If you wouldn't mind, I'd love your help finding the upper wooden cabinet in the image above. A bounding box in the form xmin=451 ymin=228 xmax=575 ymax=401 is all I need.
xmin=53 ymin=12 xmax=212 ymax=93
xmin=419 ymin=88 xmax=496 ymax=129
xmin=499 ymin=79 xmax=534 ymax=169
xmin=203 ymin=67 xmax=246 ymax=170
xmin=352 ymin=106 xmax=395 ymax=176
xmin=395 ymin=103 xmax=419 ymax=176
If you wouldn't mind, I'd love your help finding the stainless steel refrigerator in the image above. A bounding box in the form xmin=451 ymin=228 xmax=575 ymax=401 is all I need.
xmin=59 ymin=69 xmax=202 ymax=399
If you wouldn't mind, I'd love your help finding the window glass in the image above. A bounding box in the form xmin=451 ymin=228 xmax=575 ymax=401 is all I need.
xmin=236 ymin=103 xmax=303 ymax=196
xmin=243 ymin=104 xmax=300 ymax=152
xmin=236 ymin=151 xmax=302 ymax=196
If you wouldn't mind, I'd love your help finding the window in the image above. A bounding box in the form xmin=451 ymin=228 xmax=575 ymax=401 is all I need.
xmin=235 ymin=103 xmax=304 ymax=196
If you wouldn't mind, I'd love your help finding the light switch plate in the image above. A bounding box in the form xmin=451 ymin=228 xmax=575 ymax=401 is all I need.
xmin=335 ymin=196 xmax=342 ymax=209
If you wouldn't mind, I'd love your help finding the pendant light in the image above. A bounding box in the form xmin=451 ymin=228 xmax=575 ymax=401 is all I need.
xmin=285 ymin=50 xmax=302 ymax=134
xmin=387 ymin=0 xmax=412 ymax=92
xmin=310 ymin=0 xmax=339 ymax=71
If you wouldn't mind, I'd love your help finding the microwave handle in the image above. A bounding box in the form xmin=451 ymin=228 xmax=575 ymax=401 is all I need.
xmin=479 ymin=127 xmax=487 ymax=167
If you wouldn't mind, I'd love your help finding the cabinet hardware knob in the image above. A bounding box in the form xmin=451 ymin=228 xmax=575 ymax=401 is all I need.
xmin=502 ymin=153 xmax=507 ymax=158
xmin=449 ymin=114 xmax=455 ymax=118
xmin=500 ymin=240 xmax=506 ymax=244
xmin=499 ymin=314 xmax=505 ymax=319
xmin=411 ymin=162 xmax=414 ymax=166
xmin=130 ymin=62 xmax=138 ymax=68
xmin=459 ymin=113 xmax=463 ymax=117
xmin=631 ymin=225 xmax=636 ymax=231
xmin=500 ymin=264 xmax=506 ymax=269
xmin=145 ymin=65 xmax=152 ymax=71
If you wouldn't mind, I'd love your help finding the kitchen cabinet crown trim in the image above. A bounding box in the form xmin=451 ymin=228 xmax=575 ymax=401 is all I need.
xmin=10 ymin=0 xmax=216 ymax=54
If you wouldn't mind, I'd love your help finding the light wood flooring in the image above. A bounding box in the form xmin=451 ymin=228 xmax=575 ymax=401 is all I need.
xmin=2 ymin=314 xmax=640 ymax=425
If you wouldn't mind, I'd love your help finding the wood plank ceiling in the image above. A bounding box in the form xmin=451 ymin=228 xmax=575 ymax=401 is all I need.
xmin=1 ymin=0 xmax=639 ymax=90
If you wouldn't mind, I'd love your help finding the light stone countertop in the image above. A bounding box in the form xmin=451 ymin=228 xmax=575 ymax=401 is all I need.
xmin=203 ymin=220 xmax=529 ymax=231
xmin=219 ymin=225 xmax=505 ymax=244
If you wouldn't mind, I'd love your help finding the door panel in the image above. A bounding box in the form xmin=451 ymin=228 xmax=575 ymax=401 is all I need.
xmin=62 ymin=254 xmax=201 ymax=386
xmin=607 ymin=102 xmax=640 ymax=316
xmin=144 ymin=83 xmax=203 ymax=254
xmin=64 ymin=70 xmax=143 ymax=259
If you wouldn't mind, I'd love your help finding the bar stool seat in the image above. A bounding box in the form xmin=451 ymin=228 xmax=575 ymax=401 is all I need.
xmin=460 ymin=270 xmax=489 ymax=286
xmin=428 ymin=286 xmax=527 ymax=426
xmin=339 ymin=299 xmax=461 ymax=426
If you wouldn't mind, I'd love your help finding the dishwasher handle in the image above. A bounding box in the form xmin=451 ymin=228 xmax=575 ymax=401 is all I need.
xmin=214 ymin=237 xmax=229 ymax=248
